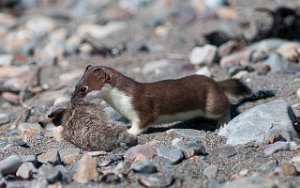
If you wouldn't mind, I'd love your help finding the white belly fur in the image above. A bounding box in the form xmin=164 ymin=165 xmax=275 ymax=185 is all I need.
xmin=155 ymin=109 xmax=222 ymax=123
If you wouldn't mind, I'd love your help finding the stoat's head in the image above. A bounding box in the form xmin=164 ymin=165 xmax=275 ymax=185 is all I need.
xmin=71 ymin=65 xmax=110 ymax=103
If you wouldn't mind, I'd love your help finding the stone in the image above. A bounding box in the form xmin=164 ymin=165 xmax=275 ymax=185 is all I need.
xmin=297 ymin=88 xmax=300 ymax=101
xmin=74 ymin=154 xmax=98 ymax=183
xmin=55 ymin=165 xmax=72 ymax=183
xmin=16 ymin=162 xmax=37 ymax=179
xmin=37 ymin=149 xmax=62 ymax=165
xmin=38 ymin=164 xmax=62 ymax=184
xmin=76 ymin=22 xmax=125 ymax=39
xmin=142 ymin=59 xmax=170 ymax=74
xmin=166 ymin=129 xmax=206 ymax=140
xmin=222 ymin=176 xmax=282 ymax=188
xmin=132 ymin=159 xmax=157 ymax=174
xmin=18 ymin=123 xmax=43 ymax=141
xmin=99 ymin=158 xmax=113 ymax=167
xmin=1 ymin=92 xmax=19 ymax=105
xmin=195 ymin=66 xmax=211 ymax=78
xmin=0 ymin=113 xmax=10 ymax=125
xmin=59 ymin=148 xmax=81 ymax=165
xmin=208 ymin=146 xmax=237 ymax=157
xmin=0 ymin=54 xmax=13 ymax=66
xmin=181 ymin=141 xmax=207 ymax=159
xmin=232 ymin=71 xmax=249 ymax=79
xmin=219 ymin=100 xmax=298 ymax=145
xmin=264 ymin=53 xmax=287 ymax=72
xmin=276 ymin=42 xmax=300 ymax=60
xmin=47 ymin=182 xmax=62 ymax=188
xmin=124 ymin=144 xmax=156 ymax=161
xmin=220 ymin=50 xmax=250 ymax=68
xmin=25 ymin=16 xmax=56 ymax=34
xmin=281 ymin=162 xmax=297 ymax=176
xmin=218 ymin=40 xmax=238 ymax=57
xmin=157 ymin=146 xmax=184 ymax=164
xmin=190 ymin=45 xmax=217 ymax=65
xmin=263 ymin=141 xmax=297 ymax=156
xmin=204 ymin=165 xmax=218 ymax=179
xmin=0 ymin=155 xmax=35 ymax=176
xmin=138 ymin=174 xmax=175 ymax=188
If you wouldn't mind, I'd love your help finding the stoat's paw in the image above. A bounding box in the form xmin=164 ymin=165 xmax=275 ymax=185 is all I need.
xmin=127 ymin=126 xmax=144 ymax=136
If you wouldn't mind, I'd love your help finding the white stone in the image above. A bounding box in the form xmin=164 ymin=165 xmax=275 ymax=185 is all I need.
xmin=195 ymin=66 xmax=211 ymax=77
xmin=190 ymin=45 xmax=217 ymax=65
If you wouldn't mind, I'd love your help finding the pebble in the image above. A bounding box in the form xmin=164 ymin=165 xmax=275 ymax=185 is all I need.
xmin=59 ymin=148 xmax=81 ymax=165
xmin=222 ymin=176 xmax=282 ymax=188
xmin=18 ymin=123 xmax=43 ymax=141
xmin=35 ymin=134 xmax=44 ymax=140
xmin=16 ymin=162 xmax=38 ymax=179
xmin=0 ymin=54 xmax=13 ymax=66
xmin=218 ymin=40 xmax=238 ymax=57
xmin=166 ymin=129 xmax=206 ymax=140
xmin=74 ymin=154 xmax=98 ymax=183
xmin=204 ymin=165 xmax=218 ymax=179
xmin=281 ymin=162 xmax=297 ymax=176
xmin=263 ymin=141 xmax=297 ymax=156
xmin=208 ymin=146 xmax=237 ymax=158
xmin=38 ymin=164 xmax=62 ymax=184
xmin=138 ymin=174 xmax=175 ymax=188
xmin=1 ymin=92 xmax=19 ymax=105
xmin=276 ymin=42 xmax=300 ymax=60
xmin=55 ymin=165 xmax=72 ymax=183
xmin=219 ymin=100 xmax=299 ymax=145
xmin=131 ymin=159 xmax=157 ymax=174
xmin=142 ymin=59 xmax=170 ymax=74
xmin=195 ymin=66 xmax=212 ymax=78
xmin=190 ymin=45 xmax=217 ymax=65
xmin=297 ymin=88 xmax=300 ymax=101
xmin=232 ymin=70 xmax=249 ymax=79
xmin=264 ymin=53 xmax=287 ymax=72
xmin=37 ymin=148 xmax=62 ymax=165
xmin=124 ymin=144 xmax=156 ymax=161
xmin=181 ymin=141 xmax=207 ymax=159
xmin=0 ymin=113 xmax=10 ymax=125
xmin=157 ymin=146 xmax=184 ymax=164
xmin=0 ymin=155 xmax=35 ymax=176
xmin=99 ymin=158 xmax=113 ymax=167
xmin=220 ymin=50 xmax=250 ymax=68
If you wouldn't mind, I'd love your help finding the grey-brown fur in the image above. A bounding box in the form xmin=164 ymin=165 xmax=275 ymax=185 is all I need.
xmin=48 ymin=101 xmax=137 ymax=151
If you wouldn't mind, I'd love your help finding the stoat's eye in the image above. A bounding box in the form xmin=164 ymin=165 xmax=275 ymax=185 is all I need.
xmin=79 ymin=86 xmax=88 ymax=93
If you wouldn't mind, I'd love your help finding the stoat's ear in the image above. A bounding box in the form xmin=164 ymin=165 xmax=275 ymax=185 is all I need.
xmin=85 ymin=64 xmax=92 ymax=72
xmin=93 ymin=67 xmax=110 ymax=81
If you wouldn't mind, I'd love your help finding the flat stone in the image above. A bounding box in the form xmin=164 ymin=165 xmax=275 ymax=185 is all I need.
xmin=138 ymin=174 xmax=175 ymax=188
xmin=74 ymin=154 xmax=98 ymax=183
xmin=124 ymin=144 xmax=156 ymax=161
xmin=132 ymin=159 xmax=157 ymax=174
xmin=59 ymin=148 xmax=81 ymax=165
xmin=222 ymin=176 xmax=286 ymax=188
xmin=157 ymin=146 xmax=184 ymax=164
xmin=208 ymin=146 xmax=237 ymax=157
xmin=167 ymin=129 xmax=206 ymax=140
xmin=16 ymin=162 xmax=37 ymax=179
xmin=37 ymin=148 xmax=61 ymax=165
xmin=38 ymin=164 xmax=62 ymax=184
xmin=219 ymin=100 xmax=298 ymax=145
xmin=18 ymin=123 xmax=43 ymax=141
xmin=204 ymin=165 xmax=218 ymax=179
xmin=0 ymin=155 xmax=35 ymax=176
xmin=263 ymin=141 xmax=297 ymax=156
xmin=190 ymin=45 xmax=217 ymax=65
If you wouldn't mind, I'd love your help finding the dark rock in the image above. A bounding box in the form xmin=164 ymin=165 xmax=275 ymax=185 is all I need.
xmin=0 ymin=113 xmax=10 ymax=125
xmin=132 ymin=159 xmax=157 ymax=174
xmin=157 ymin=146 xmax=184 ymax=164
xmin=124 ymin=144 xmax=156 ymax=161
xmin=38 ymin=164 xmax=62 ymax=184
xmin=219 ymin=100 xmax=298 ymax=145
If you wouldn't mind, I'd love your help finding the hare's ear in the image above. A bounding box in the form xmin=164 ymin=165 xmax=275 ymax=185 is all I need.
xmin=85 ymin=65 xmax=92 ymax=72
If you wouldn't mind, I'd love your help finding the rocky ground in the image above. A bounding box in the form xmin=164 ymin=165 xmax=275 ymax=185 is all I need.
xmin=1 ymin=0 xmax=300 ymax=187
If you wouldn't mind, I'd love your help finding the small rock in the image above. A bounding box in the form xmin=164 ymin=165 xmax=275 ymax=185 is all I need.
xmin=87 ymin=151 xmax=107 ymax=156
xmin=0 ymin=155 xmax=35 ymax=176
xmin=222 ymin=176 xmax=281 ymax=188
xmin=35 ymin=134 xmax=44 ymax=140
xmin=142 ymin=59 xmax=170 ymax=74
xmin=37 ymin=149 xmax=61 ymax=165
xmin=0 ymin=54 xmax=13 ymax=66
xmin=195 ymin=66 xmax=211 ymax=78
xmin=157 ymin=146 xmax=184 ymax=164
xmin=208 ymin=146 xmax=237 ymax=158
xmin=74 ymin=154 xmax=98 ymax=183
xmin=264 ymin=53 xmax=287 ymax=72
xmin=281 ymin=162 xmax=297 ymax=176
xmin=38 ymin=164 xmax=62 ymax=184
xmin=132 ymin=159 xmax=157 ymax=174
xmin=18 ymin=123 xmax=43 ymax=141
xmin=59 ymin=148 xmax=81 ymax=165
xmin=227 ymin=64 xmax=252 ymax=76
xmin=124 ymin=144 xmax=156 ymax=161
xmin=190 ymin=45 xmax=217 ymax=65
xmin=263 ymin=141 xmax=297 ymax=156
xmin=239 ymin=169 xmax=248 ymax=176
xmin=204 ymin=165 xmax=218 ymax=179
xmin=297 ymin=88 xmax=300 ymax=101
xmin=25 ymin=16 xmax=56 ymax=34
xmin=220 ymin=50 xmax=250 ymax=68
xmin=181 ymin=141 xmax=207 ymax=159
xmin=99 ymin=172 xmax=121 ymax=184
xmin=55 ymin=165 xmax=72 ymax=183
xmin=47 ymin=182 xmax=62 ymax=188
xmin=276 ymin=42 xmax=300 ymax=60
xmin=99 ymin=158 xmax=113 ymax=167
xmin=232 ymin=71 xmax=249 ymax=79
xmin=218 ymin=40 xmax=238 ymax=57
xmin=16 ymin=162 xmax=37 ymax=179
xmin=219 ymin=100 xmax=299 ymax=145
xmin=167 ymin=129 xmax=206 ymax=140
xmin=0 ymin=113 xmax=10 ymax=125
xmin=138 ymin=174 xmax=175 ymax=188
xmin=1 ymin=92 xmax=19 ymax=105
xmin=114 ymin=160 xmax=132 ymax=175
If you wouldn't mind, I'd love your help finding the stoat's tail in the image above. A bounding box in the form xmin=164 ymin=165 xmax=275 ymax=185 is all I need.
xmin=217 ymin=79 xmax=252 ymax=96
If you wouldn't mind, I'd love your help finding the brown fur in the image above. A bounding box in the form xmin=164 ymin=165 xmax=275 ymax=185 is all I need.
xmin=71 ymin=65 xmax=252 ymax=131
xmin=48 ymin=102 xmax=137 ymax=151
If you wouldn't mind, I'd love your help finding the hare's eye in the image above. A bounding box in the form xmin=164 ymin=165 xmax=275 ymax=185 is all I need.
xmin=80 ymin=86 xmax=88 ymax=93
